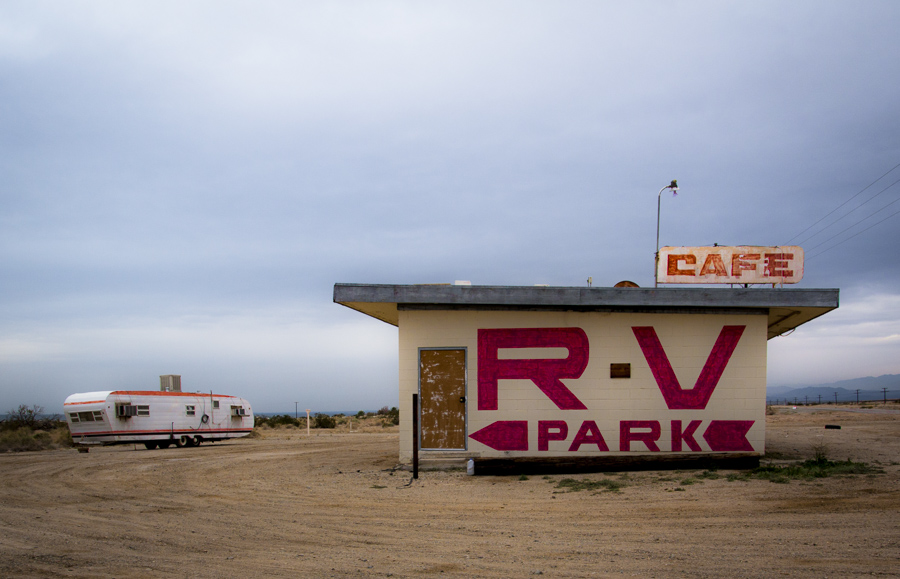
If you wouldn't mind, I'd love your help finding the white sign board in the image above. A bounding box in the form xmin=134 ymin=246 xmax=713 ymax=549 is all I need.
xmin=658 ymin=246 xmax=804 ymax=284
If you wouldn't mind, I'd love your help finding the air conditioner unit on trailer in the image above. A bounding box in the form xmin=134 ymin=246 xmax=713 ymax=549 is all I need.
xmin=231 ymin=406 xmax=246 ymax=417
xmin=116 ymin=404 xmax=137 ymax=418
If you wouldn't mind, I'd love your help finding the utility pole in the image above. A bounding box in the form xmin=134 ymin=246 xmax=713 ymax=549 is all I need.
xmin=818 ymin=394 xmax=822 ymax=405
xmin=833 ymin=392 xmax=838 ymax=404
xmin=883 ymin=388 xmax=889 ymax=404
xmin=306 ymin=409 xmax=311 ymax=435
xmin=295 ymin=401 xmax=298 ymax=420
xmin=855 ymin=389 xmax=860 ymax=404
xmin=805 ymin=395 xmax=808 ymax=406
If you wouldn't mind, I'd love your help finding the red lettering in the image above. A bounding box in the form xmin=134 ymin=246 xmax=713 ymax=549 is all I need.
xmin=538 ymin=420 xmax=568 ymax=451
xmin=671 ymin=419 xmax=703 ymax=451
xmin=699 ymin=254 xmax=728 ymax=276
xmin=568 ymin=421 xmax=610 ymax=452
xmin=667 ymin=254 xmax=696 ymax=276
xmin=731 ymin=253 xmax=760 ymax=277
xmin=477 ymin=328 xmax=589 ymax=411
xmin=632 ymin=325 xmax=745 ymax=410
xmin=619 ymin=420 xmax=661 ymax=452
xmin=469 ymin=421 xmax=529 ymax=451
xmin=764 ymin=253 xmax=793 ymax=277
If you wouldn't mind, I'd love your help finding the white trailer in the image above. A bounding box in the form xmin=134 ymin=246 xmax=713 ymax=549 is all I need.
xmin=64 ymin=390 xmax=254 ymax=450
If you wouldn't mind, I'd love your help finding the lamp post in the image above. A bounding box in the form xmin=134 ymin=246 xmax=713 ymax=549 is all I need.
xmin=655 ymin=180 xmax=679 ymax=287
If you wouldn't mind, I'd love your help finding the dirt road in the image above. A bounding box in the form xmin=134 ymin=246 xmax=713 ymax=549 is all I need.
xmin=0 ymin=408 xmax=898 ymax=578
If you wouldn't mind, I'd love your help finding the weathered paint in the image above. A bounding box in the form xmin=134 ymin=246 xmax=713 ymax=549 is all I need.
xmin=419 ymin=348 xmax=467 ymax=450
xmin=397 ymin=309 xmax=767 ymax=462
xmin=658 ymin=246 xmax=803 ymax=284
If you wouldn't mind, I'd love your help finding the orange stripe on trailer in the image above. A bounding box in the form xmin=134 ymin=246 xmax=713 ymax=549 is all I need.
xmin=76 ymin=429 xmax=253 ymax=436
xmin=110 ymin=391 xmax=240 ymax=398
xmin=64 ymin=400 xmax=106 ymax=406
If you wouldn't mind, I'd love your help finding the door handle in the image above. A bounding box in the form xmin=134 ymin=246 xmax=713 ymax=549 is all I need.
xmin=459 ymin=396 xmax=466 ymax=404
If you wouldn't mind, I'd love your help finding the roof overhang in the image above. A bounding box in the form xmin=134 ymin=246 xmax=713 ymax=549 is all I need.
xmin=334 ymin=283 xmax=839 ymax=340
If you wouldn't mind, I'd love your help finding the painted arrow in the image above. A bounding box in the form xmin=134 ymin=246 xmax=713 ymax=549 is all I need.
xmin=703 ymin=420 xmax=754 ymax=451
xmin=469 ymin=421 xmax=528 ymax=451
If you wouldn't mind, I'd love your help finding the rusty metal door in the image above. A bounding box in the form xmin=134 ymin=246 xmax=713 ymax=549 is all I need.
xmin=419 ymin=348 xmax=467 ymax=450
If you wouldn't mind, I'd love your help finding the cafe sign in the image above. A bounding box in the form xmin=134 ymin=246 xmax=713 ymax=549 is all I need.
xmin=658 ymin=246 xmax=804 ymax=285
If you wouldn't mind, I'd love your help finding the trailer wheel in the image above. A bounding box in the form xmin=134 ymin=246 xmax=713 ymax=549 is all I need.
xmin=179 ymin=435 xmax=194 ymax=447
xmin=193 ymin=435 xmax=203 ymax=446
xmin=144 ymin=442 xmax=158 ymax=450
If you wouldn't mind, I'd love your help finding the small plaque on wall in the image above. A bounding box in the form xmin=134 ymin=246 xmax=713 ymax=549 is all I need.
xmin=610 ymin=363 xmax=631 ymax=378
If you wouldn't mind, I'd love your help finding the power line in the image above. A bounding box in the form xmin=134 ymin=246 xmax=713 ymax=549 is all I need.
xmin=786 ymin=160 xmax=900 ymax=245
xmin=793 ymin=175 xmax=900 ymax=246
xmin=803 ymin=179 xmax=900 ymax=250
xmin=807 ymin=203 xmax=900 ymax=260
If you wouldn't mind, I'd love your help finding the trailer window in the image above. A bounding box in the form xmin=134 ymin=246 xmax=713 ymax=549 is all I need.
xmin=74 ymin=411 xmax=102 ymax=422
xmin=213 ymin=400 xmax=219 ymax=409
xmin=185 ymin=405 xmax=195 ymax=416
xmin=136 ymin=405 xmax=150 ymax=416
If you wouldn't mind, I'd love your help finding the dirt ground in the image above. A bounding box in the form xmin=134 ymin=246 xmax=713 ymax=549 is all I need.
xmin=0 ymin=407 xmax=898 ymax=578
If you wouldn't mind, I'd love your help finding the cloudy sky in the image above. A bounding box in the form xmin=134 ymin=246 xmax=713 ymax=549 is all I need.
xmin=2 ymin=1 xmax=899 ymax=413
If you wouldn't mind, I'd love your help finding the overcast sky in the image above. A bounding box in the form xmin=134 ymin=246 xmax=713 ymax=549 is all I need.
xmin=2 ymin=1 xmax=899 ymax=413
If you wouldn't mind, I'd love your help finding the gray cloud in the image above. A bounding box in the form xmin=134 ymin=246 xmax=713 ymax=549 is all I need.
xmin=2 ymin=1 xmax=899 ymax=411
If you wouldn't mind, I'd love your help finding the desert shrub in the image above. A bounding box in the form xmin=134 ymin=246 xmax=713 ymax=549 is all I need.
xmin=2 ymin=405 xmax=60 ymax=431
xmin=314 ymin=413 xmax=336 ymax=429
xmin=0 ymin=428 xmax=46 ymax=452
xmin=271 ymin=414 xmax=301 ymax=427
xmin=812 ymin=441 xmax=829 ymax=462
xmin=356 ymin=410 xmax=366 ymax=418
xmin=0 ymin=424 xmax=75 ymax=452
xmin=555 ymin=478 xmax=624 ymax=493
xmin=377 ymin=406 xmax=400 ymax=425
xmin=255 ymin=414 xmax=301 ymax=428
xmin=51 ymin=425 xmax=73 ymax=447
xmin=749 ymin=458 xmax=883 ymax=483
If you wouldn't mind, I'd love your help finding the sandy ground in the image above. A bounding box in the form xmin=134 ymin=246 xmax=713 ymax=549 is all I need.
xmin=0 ymin=407 xmax=898 ymax=578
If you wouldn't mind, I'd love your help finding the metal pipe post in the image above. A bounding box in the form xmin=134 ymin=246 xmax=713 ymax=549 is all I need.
xmin=412 ymin=393 xmax=419 ymax=480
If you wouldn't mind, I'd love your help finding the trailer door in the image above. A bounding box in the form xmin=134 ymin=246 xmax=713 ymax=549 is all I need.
xmin=419 ymin=348 xmax=467 ymax=450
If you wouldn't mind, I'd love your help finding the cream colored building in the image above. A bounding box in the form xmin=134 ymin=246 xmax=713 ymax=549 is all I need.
xmin=335 ymin=283 xmax=838 ymax=470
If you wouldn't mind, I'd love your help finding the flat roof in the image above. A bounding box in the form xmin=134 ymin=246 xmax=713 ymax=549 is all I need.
xmin=333 ymin=283 xmax=839 ymax=340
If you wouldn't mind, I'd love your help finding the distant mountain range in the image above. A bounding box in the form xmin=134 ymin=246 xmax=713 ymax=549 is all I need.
xmin=767 ymin=374 xmax=899 ymax=404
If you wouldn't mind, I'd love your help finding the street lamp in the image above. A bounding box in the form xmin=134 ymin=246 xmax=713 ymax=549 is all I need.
xmin=655 ymin=179 xmax=679 ymax=287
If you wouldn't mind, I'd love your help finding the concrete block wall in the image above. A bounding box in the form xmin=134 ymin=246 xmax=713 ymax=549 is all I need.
xmin=398 ymin=309 xmax=767 ymax=462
